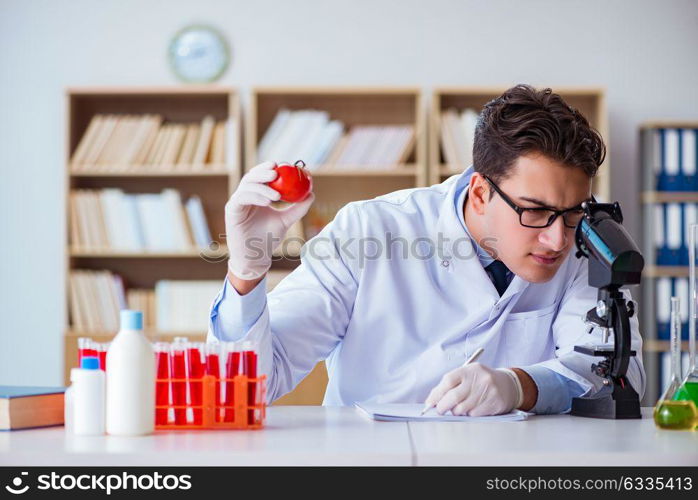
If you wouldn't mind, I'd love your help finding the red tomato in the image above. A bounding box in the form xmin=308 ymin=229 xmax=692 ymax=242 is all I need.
xmin=267 ymin=161 xmax=313 ymax=203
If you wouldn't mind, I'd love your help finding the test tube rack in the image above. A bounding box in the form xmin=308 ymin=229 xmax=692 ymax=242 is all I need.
xmin=155 ymin=374 xmax=266 ymax=430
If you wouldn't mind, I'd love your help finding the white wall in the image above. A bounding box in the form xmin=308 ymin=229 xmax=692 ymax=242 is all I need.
xmin=1 ymin=0 xmax=697 ymax=386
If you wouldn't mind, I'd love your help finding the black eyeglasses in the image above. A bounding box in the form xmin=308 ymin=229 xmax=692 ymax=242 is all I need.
xmin=483 ymin=175 xmax=591 ymax=229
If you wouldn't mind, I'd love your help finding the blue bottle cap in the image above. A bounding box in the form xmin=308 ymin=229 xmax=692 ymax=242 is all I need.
xmin=120 ymin=309 xmax=143 ymax=330
xmin=80 ymin=356 xmax=100 ymax=370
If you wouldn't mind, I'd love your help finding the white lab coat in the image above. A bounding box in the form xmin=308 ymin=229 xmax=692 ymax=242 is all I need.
xmin=209 ymin=168 xmax=646 ymax=407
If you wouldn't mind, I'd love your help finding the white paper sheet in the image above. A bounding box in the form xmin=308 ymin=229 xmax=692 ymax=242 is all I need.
xmin=355 ymin=403 xmax=529 ymax=422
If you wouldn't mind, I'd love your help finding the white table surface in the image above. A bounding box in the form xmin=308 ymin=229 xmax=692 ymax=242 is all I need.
xmin=0 ymin=407 xmax=412 ymax=466
xmin=1 ymin=407 xmax=696 ymax=466
xmin=409 ymin=408 xmax=698 ymax=466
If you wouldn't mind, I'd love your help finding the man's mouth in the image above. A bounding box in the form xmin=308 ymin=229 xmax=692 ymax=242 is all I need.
xmin=531 ymin=253 xmax=561 ymax=266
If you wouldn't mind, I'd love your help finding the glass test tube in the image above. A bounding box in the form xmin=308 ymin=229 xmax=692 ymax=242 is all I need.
xmin=154 ymin=342 xmax=171 ymax=425
xmin=77 ymin=337 xmax=97 ymax=367
xmin=205 ymin=342 xmax=222 ymax=422
xmin=223 ymin=342 xmax=241 ymax=422
xmin=170 ymin=337 xmax=188 ymax=425
xmin=98 ymin=342 xmax=110 ymax=371
xmin=675 ymin=223 xmax=698 ymax=405
xmin=187 ymin=342 xmax=205 ymax=425
xmin=242 ymin=341 xmax=259 ymax=423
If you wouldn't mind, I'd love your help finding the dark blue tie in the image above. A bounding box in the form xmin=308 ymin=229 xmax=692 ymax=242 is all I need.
xmin=486 ymin=260 xmax=510 ymax=296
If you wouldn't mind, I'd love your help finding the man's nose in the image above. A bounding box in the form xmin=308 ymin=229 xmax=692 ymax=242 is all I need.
xmin=539 ymin=215 xmax=568 ymax=252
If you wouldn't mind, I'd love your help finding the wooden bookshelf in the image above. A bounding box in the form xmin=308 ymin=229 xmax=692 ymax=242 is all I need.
xmin=64 ymin=86 xmax=241 ymax=384
xmin=639 ymin=120 xmax=698 ymax=405
xmin=429 ymin=87 xmax=611 ymax=201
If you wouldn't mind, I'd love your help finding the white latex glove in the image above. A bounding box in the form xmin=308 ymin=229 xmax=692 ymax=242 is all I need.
xmin=226 ymin=161 xmax=315 ymax=280
xmin=424 ymin=363 xmax=524 ymax=417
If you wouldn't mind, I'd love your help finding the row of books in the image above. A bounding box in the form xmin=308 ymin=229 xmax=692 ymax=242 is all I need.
xmin=69 ymin=270 xmax=126 ymax=332
xmin=655 ymin=277 xmax=691 ymax=340
xmin=68 ymin=270 xmax=218 ymax=332
xmin=651 ymin=202 xmax=698 ymax=266
xmin=69 ymin=189 xmax=212 ymax=252
xmin=328 ymin=125 xmax=414 ymax=170
xmin=646 ymin=128 xmax=698 ymax=191
xmin=70 ymin=114 xmax=231 ymax=170
xmin=154 ymin=280 xmax=223 ymax=332
xmin=257 ymin=109 xmax=415 ymax=170
xmin=69 ymin=269 xmax=291 ymax=333
xmin=440 ymin=108 xmax=478 ymax=171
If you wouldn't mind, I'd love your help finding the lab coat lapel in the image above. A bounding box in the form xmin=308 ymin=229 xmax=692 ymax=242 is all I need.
xmin=433 ymin=170 xmax=530 ymax=302
xmin=434 ymin=172 xmax=499 ymax=302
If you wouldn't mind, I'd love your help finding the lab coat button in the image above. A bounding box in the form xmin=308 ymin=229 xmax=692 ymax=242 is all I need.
xmin=441 ymin=260 xmax=450 ymax=267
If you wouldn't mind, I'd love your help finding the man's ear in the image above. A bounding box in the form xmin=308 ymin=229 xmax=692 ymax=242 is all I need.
xmin=468 ymin=173 xmax=490 ymax=216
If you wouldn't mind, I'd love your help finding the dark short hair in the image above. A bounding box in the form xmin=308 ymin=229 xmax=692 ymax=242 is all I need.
xmin=473 ymin=84 xmax=606 ymax=192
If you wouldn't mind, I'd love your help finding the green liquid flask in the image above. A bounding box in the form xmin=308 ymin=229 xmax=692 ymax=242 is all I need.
xmin=672 ymin=223 xmax=698 ymax=407
xmin=654 ymin=297 xmax=697 ymax=430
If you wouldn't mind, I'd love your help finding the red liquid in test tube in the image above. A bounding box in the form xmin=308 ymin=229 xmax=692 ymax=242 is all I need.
xmin=205 ymin=343 xmax=221 ymax=422
xmin=154 ymin=342 xmax=171 ymax=425
xmin=187 ymin=342 xmax=205 ymax=425
xmin=171 ymin=339 xmax=187 ymax=425
xmin=243 ymin=342 xmax=258 ymax=424
xmin=98 ymin=342 xmax=109 ymax=371
xmin=224 ymin=343 xmax=241 ymax=423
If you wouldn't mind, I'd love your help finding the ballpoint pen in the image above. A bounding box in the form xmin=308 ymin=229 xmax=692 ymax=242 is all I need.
xmin=420 ymin=347 xmax=485 ymax=415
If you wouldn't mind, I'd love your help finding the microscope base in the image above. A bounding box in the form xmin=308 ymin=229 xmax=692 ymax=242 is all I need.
xmin=571 ymin=384 xmax=641 ymax=419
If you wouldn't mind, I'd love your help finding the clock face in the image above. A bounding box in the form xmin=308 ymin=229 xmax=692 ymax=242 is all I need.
xmin=169 ymin=25 xmax=230 ymax=83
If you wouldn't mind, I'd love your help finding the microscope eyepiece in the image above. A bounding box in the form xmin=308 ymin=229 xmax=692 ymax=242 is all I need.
xmin=575 ymin=201 xmax=644 ymax=288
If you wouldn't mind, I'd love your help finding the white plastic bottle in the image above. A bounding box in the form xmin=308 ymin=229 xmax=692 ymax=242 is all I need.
xmin=69 ymin=356 xmax=105 ymax=435
xmin=106 ymin=310 xmax=155 ymax=436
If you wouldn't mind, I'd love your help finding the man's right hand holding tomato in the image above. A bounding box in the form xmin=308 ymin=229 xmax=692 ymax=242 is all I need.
xmin=225 ymin=161 xmax=314 ymax=294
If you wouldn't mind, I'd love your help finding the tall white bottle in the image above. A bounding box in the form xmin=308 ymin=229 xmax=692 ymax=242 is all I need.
xmin=106 ymin=310 xmax=155 ymax=436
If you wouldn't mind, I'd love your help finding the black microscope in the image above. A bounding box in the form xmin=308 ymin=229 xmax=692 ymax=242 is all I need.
xmin=570 ymin=201 xmax=645 ymax=419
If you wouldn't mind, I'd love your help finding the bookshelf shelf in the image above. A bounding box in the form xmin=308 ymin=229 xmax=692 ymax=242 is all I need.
xmin=643 ymin=339 xmax=690 ymax=352
xmin=64 ymin=86 xmax=241 ymax=385
xmin=310 ymin=166 xmax=418 ymax=177
xmin=643 ymin=266 xmax=689 ymax=278
xmin=69 ymin=247 xmax=227 ymax=259
xmin=70 ymin=167 xmax=232 ymax=178
xmin=440 ymin=165 xmax=470 ymax=176
xmin=66 ymin=329 xmax=207 ymax=338
xmin=642 ymin=191 xmax=698 ymax=204
xmin=429 ymin=87 xmax=610 ymax=201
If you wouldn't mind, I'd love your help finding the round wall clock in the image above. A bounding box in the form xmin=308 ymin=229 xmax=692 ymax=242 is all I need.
xmin=168 ymin=25 xmax=230 ymax=83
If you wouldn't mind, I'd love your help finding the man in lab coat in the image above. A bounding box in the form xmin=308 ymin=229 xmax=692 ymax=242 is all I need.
xmin=209 ymin=84 xmax=645 ymax=416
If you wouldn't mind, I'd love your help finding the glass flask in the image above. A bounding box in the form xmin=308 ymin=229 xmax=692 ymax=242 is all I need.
xmin=654 ymin=297 xmax=697 ymax=430
xmin=673 ymin=224 xmax=698 ymax=405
